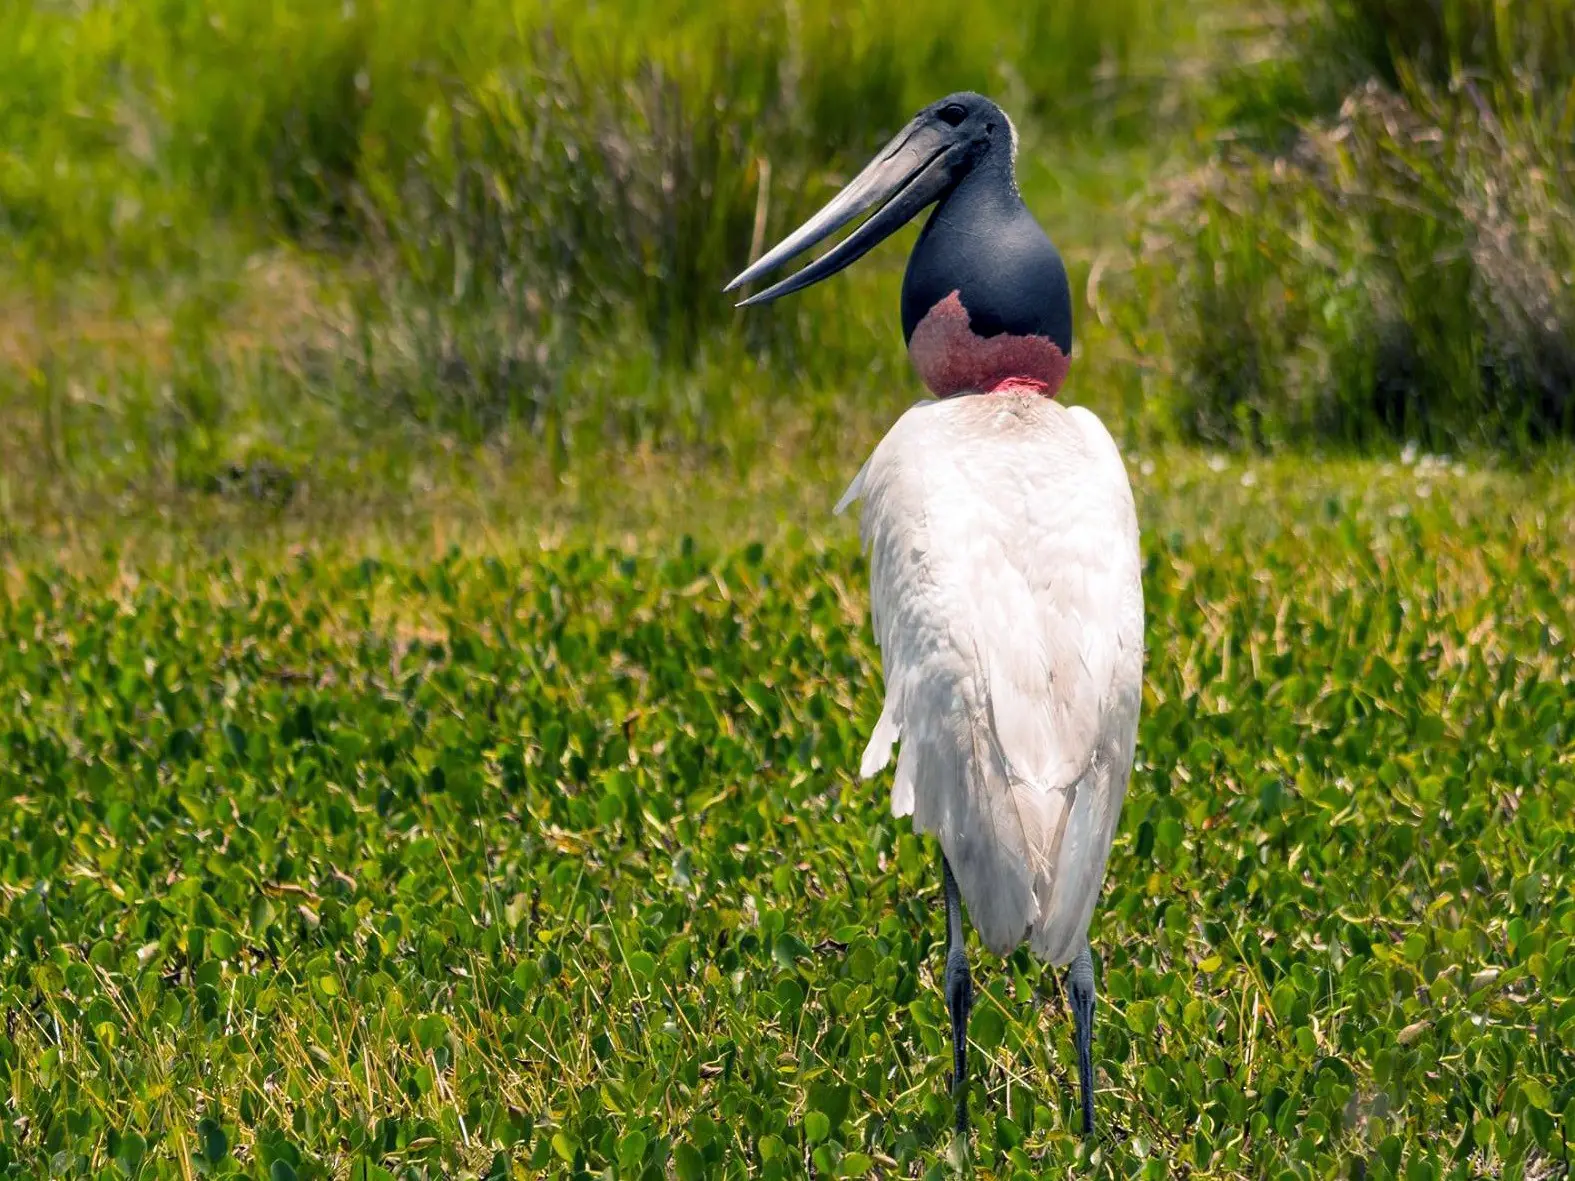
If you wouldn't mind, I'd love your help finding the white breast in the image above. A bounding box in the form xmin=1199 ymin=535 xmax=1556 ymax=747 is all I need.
xmin=836 ymin=393 xmax=1144 ymax=964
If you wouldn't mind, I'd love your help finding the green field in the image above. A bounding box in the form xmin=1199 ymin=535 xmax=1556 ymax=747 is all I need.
xmin=6 ymin=458 xmax=1575 ymax=1178
xmin=5 ymin=0 xmax=1575 ymax=1177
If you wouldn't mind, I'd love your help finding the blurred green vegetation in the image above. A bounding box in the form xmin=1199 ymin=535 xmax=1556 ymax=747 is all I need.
xmin=1121 ymin=0 xmax=1575 ymax=447
xmin=3 ymin=0 xmax=1175 ymax=266
xmin=4 ymin=0 xmax=1575 ymax=523
xmin=1 ymin=0 xmax=1196 ymax=523
xmin=1330 ymin=0 xmax=1575 ymax=95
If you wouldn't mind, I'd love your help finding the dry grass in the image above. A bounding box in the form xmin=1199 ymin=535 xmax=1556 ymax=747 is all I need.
xmin=1112 ymin=71 xmax=1575 ymax=448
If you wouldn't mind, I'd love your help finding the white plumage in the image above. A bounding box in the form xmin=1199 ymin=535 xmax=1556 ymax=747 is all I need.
xmin=836 ymin=391 xmax=1144 ymax=966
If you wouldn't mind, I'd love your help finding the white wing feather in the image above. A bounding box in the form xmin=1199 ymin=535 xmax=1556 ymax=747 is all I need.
xmin=838 ymin=394 xmax=1143 ymax=965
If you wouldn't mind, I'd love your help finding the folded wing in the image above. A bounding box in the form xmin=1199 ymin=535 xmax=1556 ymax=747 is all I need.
xmin=837 ymin=394 xmax=1143 ymax=964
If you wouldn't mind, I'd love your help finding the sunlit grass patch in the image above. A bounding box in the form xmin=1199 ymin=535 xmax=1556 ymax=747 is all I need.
xmin=3 ymin=456 xmax=1572 ymax=1177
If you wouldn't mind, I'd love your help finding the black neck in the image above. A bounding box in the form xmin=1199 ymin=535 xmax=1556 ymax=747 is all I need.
xmin=899 ymin=146 xmax=1072 ymax=355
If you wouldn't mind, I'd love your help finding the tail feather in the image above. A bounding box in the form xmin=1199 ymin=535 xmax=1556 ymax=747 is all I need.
xmin=859 ymin=706 xmax=901 ymax=781
xmin=873 ymin=671 xmax=1103 ymax=964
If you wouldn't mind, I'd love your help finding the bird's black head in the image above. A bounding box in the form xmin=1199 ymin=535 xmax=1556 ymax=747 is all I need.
xmin=725 ymin=92 xmax=1073 ymax=398
xmin=914 ymin=91 xmax=1013 ymax=168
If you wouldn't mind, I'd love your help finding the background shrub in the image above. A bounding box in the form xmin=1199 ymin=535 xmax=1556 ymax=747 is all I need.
xmin=1119 ymin=0 xmax=1575 ymax=449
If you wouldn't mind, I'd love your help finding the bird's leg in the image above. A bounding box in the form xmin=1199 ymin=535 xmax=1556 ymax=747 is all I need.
xmin=1067 ymin=942 xmax=1097 ymax=1136
xmin=941 ymin=855 xmax=972 ymax=1136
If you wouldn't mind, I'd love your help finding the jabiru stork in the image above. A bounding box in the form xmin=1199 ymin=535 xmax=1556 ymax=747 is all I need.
xmin=726 ymin=92 xmax=1144 ymax=1139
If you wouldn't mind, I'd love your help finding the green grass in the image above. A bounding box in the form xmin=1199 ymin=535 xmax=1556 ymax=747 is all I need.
xmin=1 ymin=0 xmax=1185 ymax=271
xmin=6 ymin=0 xmax=1575 ymax=508
xmin=0 ymin=126 xmax=1176 ymax=537
xmin=4 ymin=454 xmax=1574 ymax=1178
xmin=1325 ymin=0 xmax=1575 ymax=95
xmin=1124 ymin=0 xmax=1575 ymax=449
xmin=1 ymin=0 xmax=1206 ymax=511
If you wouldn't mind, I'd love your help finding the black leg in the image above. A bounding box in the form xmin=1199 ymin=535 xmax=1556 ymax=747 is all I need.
xmin=1068 ymin=942 xmax=1096 ymax=1136
xmin=942 ymin=856 xmax=972 ymax=1137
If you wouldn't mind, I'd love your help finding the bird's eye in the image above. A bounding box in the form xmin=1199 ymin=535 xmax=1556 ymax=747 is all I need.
xmin=938 ymin=104 xmax=967 ymax=127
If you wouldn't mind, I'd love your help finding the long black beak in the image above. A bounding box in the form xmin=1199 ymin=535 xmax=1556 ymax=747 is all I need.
xmin=724 ymin=117 xmax=961 ymax=307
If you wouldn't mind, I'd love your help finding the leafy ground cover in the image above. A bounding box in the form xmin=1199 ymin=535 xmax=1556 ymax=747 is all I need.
xmin=4 ymin=453 xmax=1573 ymax=1178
